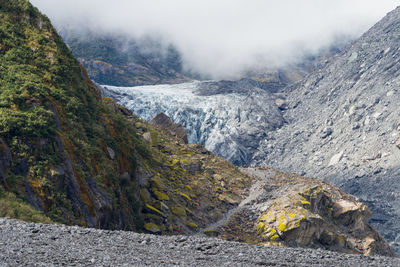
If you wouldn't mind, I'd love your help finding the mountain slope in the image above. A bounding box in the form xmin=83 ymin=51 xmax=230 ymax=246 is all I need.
xmin=0 ymin=0 xmax=145 ymax=229
xmin=60 ymin=29 xmax=192 ymax=86
xmin=0 ymin=0 xmax=252 ymax=232
xmin=258 ymin=6 xmax=400 ymax=253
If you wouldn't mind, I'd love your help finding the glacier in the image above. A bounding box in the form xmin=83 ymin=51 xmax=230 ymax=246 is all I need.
xmin=100 ymin=80 xmax=285 ymax=165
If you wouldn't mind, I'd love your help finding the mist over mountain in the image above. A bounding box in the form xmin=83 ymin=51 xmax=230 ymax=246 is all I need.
xmin=31 ymin=0 xmax=398 ymax=80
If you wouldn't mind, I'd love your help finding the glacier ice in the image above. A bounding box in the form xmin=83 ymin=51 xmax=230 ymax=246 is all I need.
xmin=100 ymin=80 xmax=284 ymax=165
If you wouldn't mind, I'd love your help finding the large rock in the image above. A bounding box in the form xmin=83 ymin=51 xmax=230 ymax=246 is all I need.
xmin=150 ymin=113 xmax=188 ymax=144
xmin=219 ymin=168 xmax=394 ymax=256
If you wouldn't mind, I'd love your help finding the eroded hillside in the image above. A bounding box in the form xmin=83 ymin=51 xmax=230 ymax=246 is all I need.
xmin=0 ymin=0 xmax=252 ymax=233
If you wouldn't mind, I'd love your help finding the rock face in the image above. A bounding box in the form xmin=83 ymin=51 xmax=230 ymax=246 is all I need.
xmin=215 ymin=168 xmax=394 ymax=256
xmin=256 ymin=7 xmax=400 ymax=253
xmin=150 ymin=113 xmax=188 ymax=144
xmin=100 ymin=79 xmax=285 ymax=165
xmin=59 ymin=29 xmax=191 ymax=87
xmin=2 ymin=218 xmax=400 ymax=267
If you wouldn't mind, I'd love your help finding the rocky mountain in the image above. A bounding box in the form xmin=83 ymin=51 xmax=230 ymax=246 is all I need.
xmin=149 ymin=113 xmax=188 ymax=144
xmin=256 ymin=6 xmax=400 ymax=253
xmin=97 ymin=5 xmax=400 ymax=254
xmin=59 ymin=29 xmax=191 ymax=86
xmin=58 ymin=24 xmax=348 ymax=89
xmin=99 ymin=80 xmax=285 ymax=165
xmin=96 ymin=43 xmax=348 ymax=166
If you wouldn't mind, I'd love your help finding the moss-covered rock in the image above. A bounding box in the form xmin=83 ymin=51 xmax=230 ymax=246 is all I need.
xmin=144 ymin=222 xmax=161 ymax=233
xmin=154 ymin=191 xmax=169 ymax=201
xmin=171 ymin=206 xmax=186 ymax=218
xmin=187 ymin=222 xmax=198 ymax=230
xmin=218 ymin=168 xmax=394 ymax=257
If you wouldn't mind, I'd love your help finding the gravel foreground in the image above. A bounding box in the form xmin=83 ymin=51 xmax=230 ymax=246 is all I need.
xmin=1 ymin=218 xmax=399 ymax=267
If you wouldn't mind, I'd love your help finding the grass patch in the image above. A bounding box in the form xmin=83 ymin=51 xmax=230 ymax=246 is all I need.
xmin=0 ymin=191 xmax=55 ymax=224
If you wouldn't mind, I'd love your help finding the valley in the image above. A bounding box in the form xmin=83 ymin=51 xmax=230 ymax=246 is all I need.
xmin=1 ymin=0 xmax=400 ymax=265
xmin=96 ymin=6 xmax=400 ymax=254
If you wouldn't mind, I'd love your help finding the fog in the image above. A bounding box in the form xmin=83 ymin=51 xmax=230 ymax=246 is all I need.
xmin=31 ymin=0 xmax=399 ymax=79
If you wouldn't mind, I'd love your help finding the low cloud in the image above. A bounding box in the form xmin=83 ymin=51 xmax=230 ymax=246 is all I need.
xmin=32 ymin=0 xmax=399 ymax=79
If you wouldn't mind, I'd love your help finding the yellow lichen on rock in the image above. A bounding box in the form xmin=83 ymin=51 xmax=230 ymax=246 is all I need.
xmin=145 ymin=204 xmax=165 ymax=217
xmin=171 ymin=206 xmax=186 ymax=217
xmin=187 ymin=222 xmax=198 ymax=229
xmin=257 ymin=222 xmax=265 ymax=231
xmin=154 ymin=191 xmax=169 ymax=201
xmin=179 ymin=193 xmax=191 ymax=201
xmin=144 ymin=223 xmax=161 ymax=233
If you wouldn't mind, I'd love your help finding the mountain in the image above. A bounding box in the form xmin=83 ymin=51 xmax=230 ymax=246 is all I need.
xmin=59 ymin=29 xmax=192 ymax=86
xmin=97 ymin=5 xmax=400 ymax=254
xmin=0 ymin=0 xmax=253 ymax=233
xmin=0 ymin=0 xmax=395 ymax=258
xmin=58 ymin=25 xmax=348 ymax=88
xmin=95 ymin=42 xmax=348 ymax=165
xmin=256 ymin=6 xmax=400 ymax=253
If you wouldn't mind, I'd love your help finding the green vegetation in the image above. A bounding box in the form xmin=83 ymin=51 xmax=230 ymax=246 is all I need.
xmin=0 ymin=0 xmax=147 ymax=229
xmin=0 ymin=0 xmax=253 ymax=235
xmin=0 ymin=190 xmax=54 ymax=224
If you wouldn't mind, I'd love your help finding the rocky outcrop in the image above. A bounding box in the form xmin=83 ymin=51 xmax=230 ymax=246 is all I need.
xmin=150 ymin=113 xmax=188 ymax=144
xmin=216 ymin=168 xmax=394 ymax=256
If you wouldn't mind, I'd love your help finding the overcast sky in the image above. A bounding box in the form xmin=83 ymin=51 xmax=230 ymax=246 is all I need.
xmin=31 ymin=0 xmax=399 ymax=79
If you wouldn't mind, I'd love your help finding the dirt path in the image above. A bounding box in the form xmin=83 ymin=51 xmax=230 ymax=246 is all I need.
xmin=199 ymin=168 xmax=275 ymax=232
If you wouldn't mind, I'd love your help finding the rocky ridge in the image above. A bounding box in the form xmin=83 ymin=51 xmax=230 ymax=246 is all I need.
xmin=149 ymin=112 xmax=188 ymax=144
xmin=1 ymin=218 xmax=399 ymax=267
xmin=60 ymin=29 xmax=191 ymax=86
xmin=257 ymin=6 xmax=400 ymax=253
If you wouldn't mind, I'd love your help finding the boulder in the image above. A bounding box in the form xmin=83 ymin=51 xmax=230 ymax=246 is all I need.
xmin=275 ymin=98 xmax=288 ymax=110
xmin=328 ymin=151 xmax=344 ymax=166
xmin=256 ymin=181 xmax=393 ymax=256
xmin=396 ymin=137 xmax=400 ymax=149
xmin=150 ymin=113 xmax=188 ymax=144
xmin=142 ymin=132 xmax=151 ymax=144
xmin=106 ymin=147 xmax=115 ymax=160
